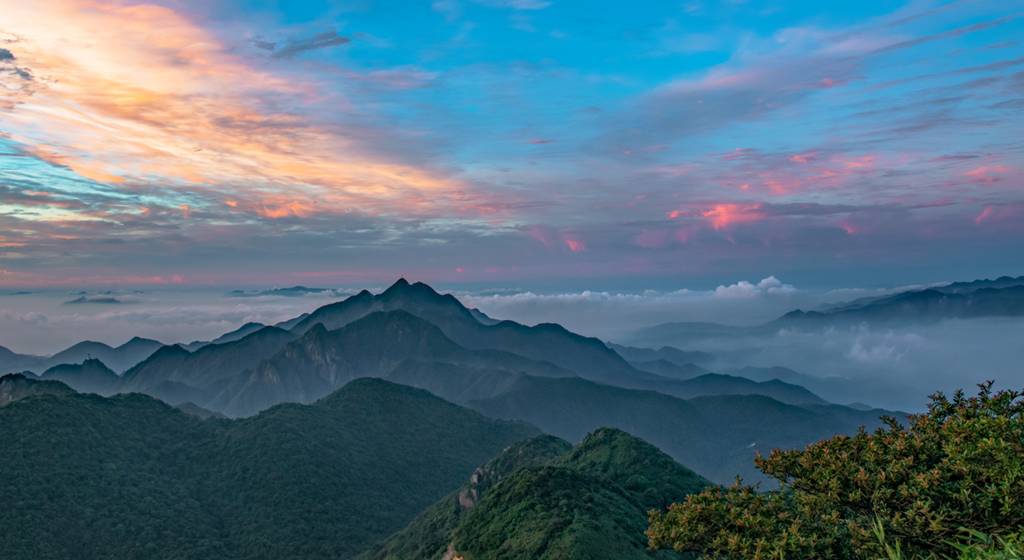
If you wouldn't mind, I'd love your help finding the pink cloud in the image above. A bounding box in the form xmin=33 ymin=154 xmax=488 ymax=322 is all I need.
xmin=563 ymin=238 xmax=586 ymax=253
xmin=964 ymin=165 xmax=1010 ymax=184
xmin=701 ymin=203 xmax=765 ymax=230
xmin=839 ymin=221 xmax=859 ymax=235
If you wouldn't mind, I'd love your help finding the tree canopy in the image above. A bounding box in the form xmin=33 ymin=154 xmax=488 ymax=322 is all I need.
xmin=648 ymin=383 xmax=1024 ymax=559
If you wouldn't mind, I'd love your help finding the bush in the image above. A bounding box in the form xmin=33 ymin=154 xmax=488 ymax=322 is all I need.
xmin=648 ymin=383 xmax=1024 ymax=559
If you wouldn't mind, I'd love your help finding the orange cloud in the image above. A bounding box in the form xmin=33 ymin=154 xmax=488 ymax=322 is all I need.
xmin=0 ymin=0 xmax=469 ymax=220
xmin=701 ymin=203 xmax=764 ymax=230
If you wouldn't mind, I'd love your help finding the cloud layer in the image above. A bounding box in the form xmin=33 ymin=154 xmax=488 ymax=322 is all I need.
xmin=0 ymin=0 xmax=1021 ymax=288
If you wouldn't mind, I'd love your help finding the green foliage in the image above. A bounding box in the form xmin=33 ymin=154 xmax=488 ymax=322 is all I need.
xmin=360 ymin=435 xmax=574 ymax=560
xmin=453 ymin=465 xmax=656 ymax=560
xmin=648 ymin=383 xmax=1024 ymax=560
xmin=450 ymin=429 xmax=710 ymax=560
xmin=0 ymin=378 xmax=536 ymax=559
xmin=371 ymin=427 xmax=709 ymax=559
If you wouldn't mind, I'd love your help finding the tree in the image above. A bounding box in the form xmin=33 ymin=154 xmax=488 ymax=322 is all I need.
xmin=648 ymin=383 xmax=1024 ymax=559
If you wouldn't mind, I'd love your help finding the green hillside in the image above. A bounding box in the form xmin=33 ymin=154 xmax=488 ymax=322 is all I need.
xmin=469 ymin=375 xmax=893 ymax=484
xmin=0 ymin=377 xmax=536 ymax=559
xmin=365 ymin=428 xmax=710 ymax=560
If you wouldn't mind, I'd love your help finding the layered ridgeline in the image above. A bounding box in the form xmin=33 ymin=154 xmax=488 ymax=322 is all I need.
xmin=2 ymin=278 xmax=896 ymax=484
xmin=364 ymin=428 xmax=710 ymax=560
xmin=97 ymin=279 xmax=832 ymax=416
xmin=467 ymin=375 xmax=891 ymax=484
xmin=0 ymin=336 xmax=162 ymax=375
xmin=629 ymin=275 xmax=1024 ymax=347
xmin=0 ymin=375 xmax=536 ymax=560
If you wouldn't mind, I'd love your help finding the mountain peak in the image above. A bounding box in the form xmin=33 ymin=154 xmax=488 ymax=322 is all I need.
xmin=380 ymin=277 xmax=442 ymax=301
xmin=384 ymin=277 xmax=411 ymax=292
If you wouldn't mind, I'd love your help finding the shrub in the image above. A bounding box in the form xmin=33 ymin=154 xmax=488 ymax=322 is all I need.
xmin=648 ymin=383 xmax=1024 ymax=559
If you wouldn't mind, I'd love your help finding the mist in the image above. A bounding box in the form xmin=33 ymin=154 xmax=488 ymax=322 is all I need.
xmin=2 ymin=277 xmax=1021 ymax=412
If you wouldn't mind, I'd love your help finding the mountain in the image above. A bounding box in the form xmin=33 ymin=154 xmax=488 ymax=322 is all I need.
xmin=365 ymin=429 xmax=707 ymax=560
xmin=468 ymin=374 xmax=892 ymax=485
xmin=47 ymin=337 xmax=163 ymax=373
xmin=367 ymin=428 xmax=709 ymax=560
xmin=182 ymin=321 xmax=267 ymax=351
xmin=0 ymin=377 xmax=537 ymax=560
xmin=627 ymin=275 xmax=1024 ymax=348
xmin=41 ymin=358 xmax=120 ymax=395
xmin=121 ymin=326 xmax=298 ymax=407
xmin=362 ymin=435 xmax=574 ymax=560
xmin=608 ymin=343 xmax=715 ymax=368
xmin=0 ymin=345 xmax=47 ymax=374
xmin=670 ymin=373 xmax=827 ymax=405
xmin=0 ymin=373 xmax=74 ymax=406
xmin=91 ymin=280 xmax=832 ymax=418
xmin=289 ymin=279 xmax=662 ymax=388
xmin=935 ymin=274 xmax=1024 ymax=294
xmin=228 ymin=285 xmax=344 ymax=297
xmin=211 ymin=310 xmax=572 ymax=417
xmin=631 ymin=358 xmax=708 ymax=379
xmin=777 ymin=285 xmax=1024 ymax=326
xmin=175 ymin=401 xmax=226 ymax=419
xmin=1 ymin=338 xmax=162 ymax=376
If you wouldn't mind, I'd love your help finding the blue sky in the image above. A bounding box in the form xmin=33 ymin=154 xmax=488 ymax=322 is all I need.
xmin=0 ymin=0 xmax=1021 ymax=290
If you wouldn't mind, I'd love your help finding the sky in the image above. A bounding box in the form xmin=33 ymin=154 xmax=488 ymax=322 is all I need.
xmin=0 ymin=0 xmax=1022 ymax=290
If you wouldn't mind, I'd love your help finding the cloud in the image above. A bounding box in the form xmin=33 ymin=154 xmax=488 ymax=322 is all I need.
xmin=270 ymin=31 xmax=351 ymax=59
xmin=477 ymin=0 xmax=550 ymax=9
xmin=713 ymin=276 xmax=796 ymax=298
xmin=0 ymin=48 xmax=14 ymax=61
xmin=0 ymin=1 xmax=477 ymax=229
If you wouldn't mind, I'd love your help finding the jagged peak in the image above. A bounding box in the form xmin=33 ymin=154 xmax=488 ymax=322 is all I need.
xmin=380 ymin=277 xmax=443 ymax=301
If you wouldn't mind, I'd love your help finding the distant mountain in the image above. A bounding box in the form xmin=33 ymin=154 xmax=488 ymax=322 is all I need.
xmin=0 ymin=346 xmax=47 ymax=374
xmin=778 ymin=285 xmax=1024 ymax=326
xmin=0 ymin=378 xmax=536 ymax=560
xmin=608 ymin=343 xmax=715 ymax=367
xmin=935 ymin=275 xmax=1024 ymax=294
xmin=121 ymin=326 xmax=298 ymax=407
xmin=41 ymin=358 xmax=120 ymax=395
xmin=1 ymin=338 xmax=163 ymax=376
xmin=365 ymin=428 xmax=708 ymax=560
xmin=175 ymin=401 xmax=225 ymax=419
xmin=468 ymin=375 xmax=892 ymax=485
xmin=47 ymin=337 xmax=163 ymax=373
xmin=211 ymin=310 xmax=572 ymax=417
xmin=670 ymin=373 xmax=827 ymax=405
xmin=228 ymin=285 xmax=348 ymax=297
xmin=63 ymin=295 xmax=124 ymax=305
xmin=182 ymin=321 xmax=267 ymax=351
xmin=289 ymin=279 xmax=661 ymax=388
xmin=627 ymin=275 xmax=1024 ymax=346
xmin=0 ymin=373 xmax=74 ymax=407
xmin=631 ymin=358 xmax=708 ymax=379
xmin=64 ymin=280 xmax=835 ymax=418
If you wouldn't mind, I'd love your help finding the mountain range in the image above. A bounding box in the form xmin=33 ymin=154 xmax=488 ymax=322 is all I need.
xmin=0 ymin=336 xmax=162 ymax=375
xmin=628 ymin=275 xmax=1024 ymax=348
xmin=0 ymin=374 xmax=536 ymax=559
xmin=1 ymin=278 xmax=902 ymax=484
